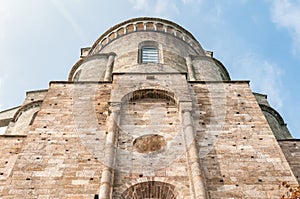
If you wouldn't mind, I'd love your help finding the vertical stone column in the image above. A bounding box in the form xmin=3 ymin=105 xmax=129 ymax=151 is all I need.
xmin=104 ymin=53 xmax=116 ymax=82
xmin=185 ymin=56 xmax=196 ymax=81
xmin=98 ymin=102 xmax=120 ymax=199
xmin=181 ymin=102 xmax=207 ymax=199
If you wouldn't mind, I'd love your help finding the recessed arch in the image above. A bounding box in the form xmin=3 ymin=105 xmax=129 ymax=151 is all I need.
xmin=120 ymin=88 xmax=178 ymax=105
xmin=121 ymin=181 xmax=178 ymax=199
xmin=116 ymin=88 xmax=183 ymax=174
xmin=13 ymin=100 xmax=43 ymax=122
xmin=260 ymin=104 xmax=285 ymax=125
xmin=260 ymin=104 xmax=292 ymax=139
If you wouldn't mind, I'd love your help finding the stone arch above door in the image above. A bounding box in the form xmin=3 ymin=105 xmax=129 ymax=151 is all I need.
xmin=121 ymin=181 xmax=178 ymax=199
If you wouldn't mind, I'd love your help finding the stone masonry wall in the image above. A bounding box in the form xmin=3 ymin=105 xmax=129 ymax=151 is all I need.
xmin=23 ymin=90 xmax=48 ymax=106
xmin=0 ymin=82 xmax=112 ymax=198
xmin=0 ymin=135 xmax=26 ymax=190
xmin=191 ymin=82 xmax=298 ymax=198
xmin=100 ymin=32 xmax=198 ymax=73
xmin=110 ymin=73 xmax=193 ymax=198
xmin=5 ymin=106 xmax=40 ymax=135
xmin=113 ymin=97 xmax=190 ymax=198
xmin=278 ymin=140 xmax=300 ymax=184
xmin=0 ymin=80 xmax=298 ymax=198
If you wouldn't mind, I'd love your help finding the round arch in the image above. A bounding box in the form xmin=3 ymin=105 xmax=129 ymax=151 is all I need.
xmin=259 ymin=104 xmax=292 ymax=139
xmin=121 ymin=181 xmax=178 ymax=199
xmin=259 ymin=104 xmax=285 ymax=125
xmin=120 ymin=88 xmax=179 ymax=105
xmin=13 ymin=100 xmax=43 ymax=122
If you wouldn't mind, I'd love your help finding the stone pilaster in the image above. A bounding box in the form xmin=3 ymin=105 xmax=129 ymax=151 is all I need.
xmin=185 ymin=56 xmax=196 ymax=81
xmin=181 ymin=102 xmax=208 ymax=199
xmin=104 ymin=53 xmax=115 ymax=82
xmin=98 ymin=102 xmax=120 ymax=199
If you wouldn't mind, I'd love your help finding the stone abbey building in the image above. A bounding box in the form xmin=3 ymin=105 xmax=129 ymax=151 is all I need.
xmin=0 ymin=17 xmax=299 ymax=198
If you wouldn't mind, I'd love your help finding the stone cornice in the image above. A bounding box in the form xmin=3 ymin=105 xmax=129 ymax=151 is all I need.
xmin=89 ymin=17 xmax=204 ymax=55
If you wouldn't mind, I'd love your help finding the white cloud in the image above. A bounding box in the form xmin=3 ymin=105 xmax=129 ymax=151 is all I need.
xmin=129 ymin=0 xmax=179 ymax=16
xmin=0 ymin=78 xmax=3 ymax=110
xmin=155 ymin=0 xmax=179 ymax=16
xmin=233 ymin=53 xmax=284 ymax=109
xmin=49 ymin=0 xmax=86 ymax=41
xmin=270 ymin=0 xmax=300 ymax=55
xmin=181 ymin=0 xmax=202 ymax=4
xmin=0 ymin=2 xmax=13 ymax=41
xmin=131 ymin=0 xmax=149 ymax=10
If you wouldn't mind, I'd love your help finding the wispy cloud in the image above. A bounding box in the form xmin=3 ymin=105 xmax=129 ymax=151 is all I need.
xmin=131 ymin=0 xmax=149 ymax=10
xmin=181 ymin=0 xmax=202 ymax=5
xmin=155 ymin=0 xmax=179 ymax=16
xmin=0 ymin=78 xmax=3 ymax=110
xmin=270 ymin=0 xmax=300 ymax=55
xmin=49 ymin=0 xmax=85 ymax=41
xmin=0 ymin=3 xmax=12 ymax=42
xmin=129 ymin=0 xmax=179 ymax=16
xmin=233 ymin=53 xmax=284 ymax=109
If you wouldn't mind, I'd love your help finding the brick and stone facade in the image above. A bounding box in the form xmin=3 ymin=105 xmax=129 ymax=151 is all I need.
xmin=0 ymin=17 xmax=299 ymax=198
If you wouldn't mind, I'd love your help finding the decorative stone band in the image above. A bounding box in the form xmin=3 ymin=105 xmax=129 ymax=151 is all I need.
xmin=12 ymin=100 xmax=43 ymax=122
xmin=89 ymin=17 xmax=205 ymax=55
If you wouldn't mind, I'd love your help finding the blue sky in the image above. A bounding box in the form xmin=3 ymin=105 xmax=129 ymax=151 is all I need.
xmin=0 ymin=0 xmax=299 ymax=137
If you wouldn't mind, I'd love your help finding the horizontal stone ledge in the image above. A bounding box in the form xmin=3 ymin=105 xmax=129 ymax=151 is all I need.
xmin=26 ymin=89 xmax=48 ymax=95
xmin=0 ymin=134 xmax=27 ymax=138
xmin=49 ymin=81 xmax=112 ymax=85
xmin=189 ymin=80 xmax=250 ymax=84
xmin=277 ymin=139 xmax=300 ymax=142
xmin=112 ymin=72 xmax=187 ymax=75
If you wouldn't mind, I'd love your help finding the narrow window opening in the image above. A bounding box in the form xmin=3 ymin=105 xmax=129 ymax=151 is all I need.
xmin=73 ymin=69 xmax=81 ymax=81
xmin=29 ymin=111 xmax=39 ymax=126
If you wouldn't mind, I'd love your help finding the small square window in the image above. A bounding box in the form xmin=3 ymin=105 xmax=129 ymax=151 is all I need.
xmin=141 ymin=46 xmax=158 ymax=63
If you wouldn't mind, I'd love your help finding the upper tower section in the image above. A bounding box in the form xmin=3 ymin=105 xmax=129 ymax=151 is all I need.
xmin=69 ymin=17 xmax=230 ymax=82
